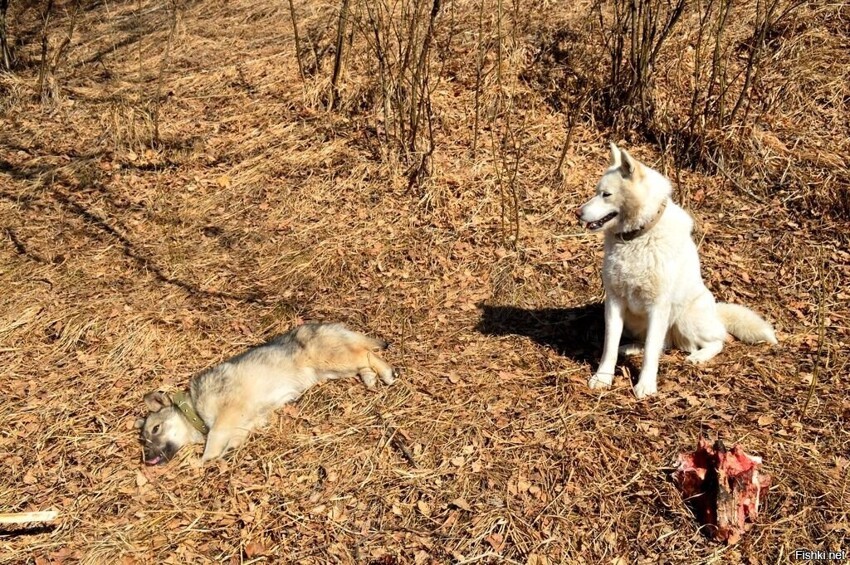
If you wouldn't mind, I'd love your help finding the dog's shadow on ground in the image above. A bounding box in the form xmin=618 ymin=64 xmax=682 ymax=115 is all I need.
xmin=476 ymin=302 xmax=606 ymax=365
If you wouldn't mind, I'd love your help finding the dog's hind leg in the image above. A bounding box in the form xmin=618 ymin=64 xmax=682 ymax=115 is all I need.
xmin=678 ymin=296 xmax=727 ymax=365
xmin=369 ymin=352 xmax=396 ymax=385
xmin=686 ymin=341 xmax=723 ymax=364
xmin=358 ymin=368 xmax=378 ymax=389
xmin=358 ymin=352 xmax=395 ymax=389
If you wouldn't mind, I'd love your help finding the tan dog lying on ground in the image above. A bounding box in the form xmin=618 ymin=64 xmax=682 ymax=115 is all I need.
xmin=136 ymin=322 xmax=395 ymax=464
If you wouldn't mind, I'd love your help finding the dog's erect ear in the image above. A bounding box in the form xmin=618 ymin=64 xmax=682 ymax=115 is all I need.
xmin=619 ymin=147 xmax=635 ymax=178
xmin=609 ymin=142 xmax=621 ymax=167
xmin=143 ymin=391 xmax=172 ymax=411
xmin=134 ymin=417 xmax=146 ymax=430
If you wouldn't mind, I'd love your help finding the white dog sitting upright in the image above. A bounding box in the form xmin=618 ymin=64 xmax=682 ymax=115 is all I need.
xmin=579 ymin=143 xmax=777 ymax=399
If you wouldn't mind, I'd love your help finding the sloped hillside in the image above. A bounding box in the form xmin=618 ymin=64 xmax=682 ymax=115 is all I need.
xmin=0 ymin=0 xmax=847 ymax=562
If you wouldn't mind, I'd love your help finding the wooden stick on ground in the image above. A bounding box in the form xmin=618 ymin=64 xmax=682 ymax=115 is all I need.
xmin=0 ymin=511 xmax=60 ymax=525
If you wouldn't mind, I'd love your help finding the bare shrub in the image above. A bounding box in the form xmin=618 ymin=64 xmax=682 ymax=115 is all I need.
xmin=522 ymin=1 xmax=842 ymax=215
xmin=593 ymin=0 xmax=686 ymax=134
xmin=355 ymin=0 xmax=442 ymax=189
xmin=36 ymin=0 xmax=80 ymax=103
xmin=667 ymin=0 xmax=808 ymax=170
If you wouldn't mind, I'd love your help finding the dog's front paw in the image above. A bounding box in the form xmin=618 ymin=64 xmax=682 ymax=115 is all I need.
xmin=633 ymin=379 xmax=657 ymax=399
xmin=589 ymin=373 xmax=613 ymax=389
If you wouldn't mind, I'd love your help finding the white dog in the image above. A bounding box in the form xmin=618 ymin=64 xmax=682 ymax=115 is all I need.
xmin=578 ymin=143 xmax=777 ymax=399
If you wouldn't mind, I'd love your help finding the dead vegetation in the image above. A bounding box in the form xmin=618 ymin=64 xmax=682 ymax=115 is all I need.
xmin=0 ymin=0 xmax=848 ymax=562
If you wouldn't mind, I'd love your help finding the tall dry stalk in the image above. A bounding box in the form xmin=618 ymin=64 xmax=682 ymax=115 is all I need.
xmin=406 ymin=0 xmax=440 ymax=188
xmin=329 ymin=0 xmax=351 ymax=109
xmin=554 ymin=95 xmax=588 ymax=179
xmin=152 ymin=0 xmax=179 ymax=146
xmin=36 ymin=0 xmax=54 ymax=98
xmin=1 ymin=0 xmax=10 ymax=70
xmin=287 ymin=0 xmax=306 ymax=84
xmin=488 ymin=0 xmax=520 ymax=247
xmin=471 ymin=0 xmax=486 ymax=157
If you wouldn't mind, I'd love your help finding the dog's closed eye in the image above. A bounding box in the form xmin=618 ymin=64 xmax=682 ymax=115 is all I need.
xmin=602 ymin=192 xmax=611 ymax=198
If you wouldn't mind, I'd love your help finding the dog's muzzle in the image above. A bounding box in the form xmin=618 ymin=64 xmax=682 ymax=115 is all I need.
xmin=143 ymin=442 xmax=178 ymax=466
xmin=583 ymin=211 xmax=618 ymax=231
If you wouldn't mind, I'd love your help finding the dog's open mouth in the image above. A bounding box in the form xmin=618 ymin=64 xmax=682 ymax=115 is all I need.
xmin=144 ymin=454 xmax=164 ymax=466
xmin=586 ymin=212 xmax=618 ymax=231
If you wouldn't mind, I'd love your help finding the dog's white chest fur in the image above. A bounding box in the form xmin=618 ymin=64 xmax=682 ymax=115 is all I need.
xmin=602 ymin=203 xmax=698 ymax=314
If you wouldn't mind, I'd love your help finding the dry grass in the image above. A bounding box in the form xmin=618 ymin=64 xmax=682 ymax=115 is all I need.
xmin=1 ymin=0 xmax=848 ymax=563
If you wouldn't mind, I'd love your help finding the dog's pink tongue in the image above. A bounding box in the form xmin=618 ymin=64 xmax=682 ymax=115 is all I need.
xmin=145 ymin=455 xmax=162 ymax=466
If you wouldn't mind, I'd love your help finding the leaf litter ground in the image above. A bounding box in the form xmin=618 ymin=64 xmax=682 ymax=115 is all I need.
xmin=0 ymin=0 xmax=848 ymax=563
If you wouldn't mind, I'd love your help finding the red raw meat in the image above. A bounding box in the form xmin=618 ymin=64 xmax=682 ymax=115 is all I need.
xmin=674 ymin=437 xmax=771 ymax=544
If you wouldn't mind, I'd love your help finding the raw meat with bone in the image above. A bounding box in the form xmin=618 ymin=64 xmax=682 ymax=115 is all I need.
xmin=674 ymin=437 xmax=771 ymax=544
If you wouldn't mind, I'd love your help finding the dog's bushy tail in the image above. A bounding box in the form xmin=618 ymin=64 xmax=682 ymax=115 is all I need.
xmin=717 ymin=303 xmax=778 ymax=345
xmin=364 ymin=335 xmax=389 ymax=351
xmin=307 ymin=323 xmax=390 ymax=352
xmin=341 ymin=326 xmax=388 ymax=352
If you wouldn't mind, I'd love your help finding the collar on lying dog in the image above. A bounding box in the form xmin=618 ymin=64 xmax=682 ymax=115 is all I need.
xmin=172 ymin=391 xmax=209 ymax=435
xmin=617 ymin=198 xmax=668 ymax=241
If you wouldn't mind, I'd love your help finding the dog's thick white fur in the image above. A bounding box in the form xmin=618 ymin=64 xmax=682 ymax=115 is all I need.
xmin=579 ymin=143 xmax=777 ymax=399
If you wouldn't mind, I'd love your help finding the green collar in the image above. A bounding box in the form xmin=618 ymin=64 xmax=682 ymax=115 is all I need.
xmin=172 ymin=391 xmax=209 ymax=435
